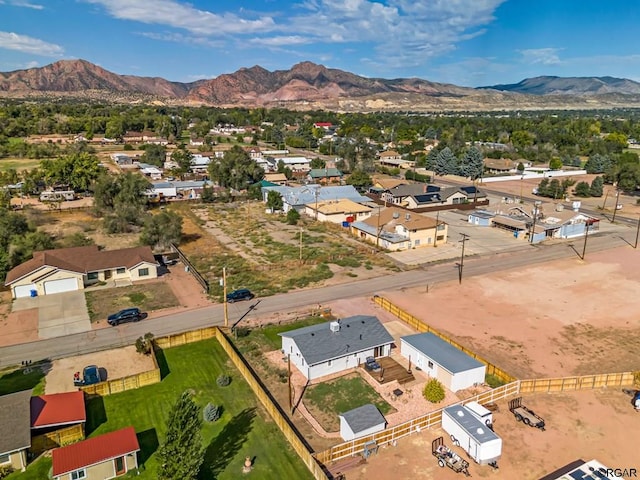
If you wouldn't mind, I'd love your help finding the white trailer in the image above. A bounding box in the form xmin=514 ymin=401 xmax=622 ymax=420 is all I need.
xmin=464 ymin=401 xmax=494 ymax=430
xmin=442 ymin=404 xmax=502 ymax=466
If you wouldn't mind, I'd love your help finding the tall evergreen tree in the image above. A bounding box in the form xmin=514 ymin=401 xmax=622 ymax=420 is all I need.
xmin=158 ymin=391 xmax=204 ymax=480
xmin=434 ymin=147 xmax=457 ymax=176
xmin=458 ymin=146 xmax=484 ymax=179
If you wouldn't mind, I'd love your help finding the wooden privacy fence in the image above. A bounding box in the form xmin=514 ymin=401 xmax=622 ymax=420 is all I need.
xmin=213 ymin=327 xmax=330 ymax=480
xmin=373 ymin=295 xmax=516 ymax=384
xmin=171 ymin=242 xmax=210 ymax=293
xmin=519 ymin=372 xmax=636 ymax=394
xmin=30 ymin=423 xmax=84 ymax=455
xmin=155 ymin=326 xmax=217 ymax=349
xmin=315 ymin=380 xmax=520 ymax=465
xmin=80 ymin=349 xmax=161 ymax=396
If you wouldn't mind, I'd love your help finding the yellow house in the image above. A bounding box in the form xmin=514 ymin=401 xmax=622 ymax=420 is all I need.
xmin=304 ymin=199 xmax=372 ymax=224
xmin=52 ymin=427 xmax=140 ymax=480
xmin=5 ymin=246 xmax=159 ymax=299
xmin=0 ymin=390 xmax=31 ymax=472
xmin=350 ymin=207 xmax=448 ymax=251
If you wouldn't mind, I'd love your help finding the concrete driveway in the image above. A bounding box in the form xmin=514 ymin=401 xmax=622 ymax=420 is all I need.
xmin=12 ymin=291 xmax=91 ymax=339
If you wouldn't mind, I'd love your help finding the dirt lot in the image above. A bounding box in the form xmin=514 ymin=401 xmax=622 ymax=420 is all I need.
xmin=45 ymin=345 xmax=156 ymax=394
xmin=343 ymin=389 xmax=640 ymax=480
xmin=381 ymin=246 xmax=640 ymax=379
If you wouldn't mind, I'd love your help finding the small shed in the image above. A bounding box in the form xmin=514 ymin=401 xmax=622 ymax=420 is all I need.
xmin=339 ymin=404 xmax=386 ymax=441
xmin=468 ymin=210 xmax=495 ymax=227
xmin=400 ymin=333 xmax=486 ymax=392
xmin=442 ymin=404 xmax=502 ymax=465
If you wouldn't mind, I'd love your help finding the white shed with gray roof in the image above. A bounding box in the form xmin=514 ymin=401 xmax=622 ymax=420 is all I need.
xmin=400 ymin=333 xmax=486 ymax=392
xmin=279 ymin=316 xmax=394 ymax=380
xmin=442 ymin=404 xmax=502 ymax=465
xmin=339 ymin=404 xmax=386 ymax=441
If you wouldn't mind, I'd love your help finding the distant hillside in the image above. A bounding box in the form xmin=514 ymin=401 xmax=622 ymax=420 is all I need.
xmin=3 ymin=60 xmax=640 ymax=111
xmin=480 ymin=76 xmax=640 ymax=95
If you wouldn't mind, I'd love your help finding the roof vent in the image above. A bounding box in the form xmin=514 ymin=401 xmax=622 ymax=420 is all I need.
xmin=457 ymin=410 xmax=465 ymax=417
xmin=476 ymin=428 xmax=485 ymax=435
xmin=330 ymin=321 xmax=340 ymax=333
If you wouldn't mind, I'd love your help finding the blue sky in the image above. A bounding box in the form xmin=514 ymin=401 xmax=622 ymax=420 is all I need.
xmin=1 ymin=0 xmax=640 ymax=87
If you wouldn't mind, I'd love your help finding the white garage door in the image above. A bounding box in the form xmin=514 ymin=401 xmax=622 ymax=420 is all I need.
xmin=14 ymin=284 xmax=37 ymax=298
xmin=44 ymin=278 xmax=78 ymax=295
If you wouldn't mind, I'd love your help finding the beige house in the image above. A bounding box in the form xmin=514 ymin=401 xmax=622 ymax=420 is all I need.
xmin=0 ymin=390 xmax=31 ymax=472
xmin=304 ymin=199 xmax=372 ymax=224
xmin=52 ymin=427 xmax=140 ymax=480
xmin=5 ymin=246 xmax=159 ymax=299
xmin=350 ymin=207 xmax=448 ymax=251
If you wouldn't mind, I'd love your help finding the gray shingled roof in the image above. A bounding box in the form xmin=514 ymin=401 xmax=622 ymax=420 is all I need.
xmin=444 ymin=404 xmax=500 ymax=443
xmin=340 ymin=404 xmax=386 ymax=434
xmin=401 ymin=333 xmax=484 ymax=374
xmin=279 ymin=315 xmax=394 ymax=366
xmin=0 ymin=390 xmax=32 ymax=454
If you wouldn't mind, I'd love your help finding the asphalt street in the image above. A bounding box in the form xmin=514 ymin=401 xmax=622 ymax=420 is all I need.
xmin=0 ymin=232 xmax=633 ymax=369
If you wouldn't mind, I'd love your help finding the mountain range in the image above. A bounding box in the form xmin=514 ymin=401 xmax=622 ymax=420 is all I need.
xmin=2 ymin=60 xmax=640 ymax=111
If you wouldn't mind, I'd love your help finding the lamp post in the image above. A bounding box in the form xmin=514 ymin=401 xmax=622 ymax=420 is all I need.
xmin=222 ymin=266 xmax=228 ymax=327
xmin=581 ymin=220 xmax=593 ymax=260
xmin=458 ymin=233 xmax=469 ymax=284
xmin=635 ymin=215 xmax=640 ymax=249
xmin=611 ymin=190 xmax=620 ymax=223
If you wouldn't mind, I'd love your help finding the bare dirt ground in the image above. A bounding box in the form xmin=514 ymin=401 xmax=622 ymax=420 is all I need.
xmin=381 ymin=246 xmax=640 ymax=378
xmin=0 ymin=290 xmax=39 ymax=347
xmin=344 ymin=389 xmax=640 ymax=480
xmin=45 ymin=345 xmax=156 ymax=394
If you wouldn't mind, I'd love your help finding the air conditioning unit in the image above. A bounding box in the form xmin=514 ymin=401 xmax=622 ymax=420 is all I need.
xmin=330 ymin=321 xmax=340 ymax=333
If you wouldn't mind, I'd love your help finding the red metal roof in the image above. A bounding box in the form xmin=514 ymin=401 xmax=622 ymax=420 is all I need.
xmin=31 ymin=391 xmax=86 ymax=429
xmin=52 ymin=427 xmax=139 ymax=477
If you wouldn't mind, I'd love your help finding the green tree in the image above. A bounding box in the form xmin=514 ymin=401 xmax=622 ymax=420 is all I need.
xmin=286 ymin=208 xmax=300 ymax=225
xmin=140 ymin=210 xmax=183 ymax=250
xmin=94 ymin=173 xmax=151 ymax=233
xmin=171 ymin=148 xmax=193 ymax=178
xmin=549 ymin=157 xmax=563 ymax=170
xmin=310 ymin=158 xmax=326 ymax=169
xmin=589 ymin=176 xmax=604 ymax=197
xmin=40 ymin=152 xmax=101 ymax=191
xmin=266 ymin=190 xmax=283 ymax=212
xmin=434 ymin=147 xmax=457 ymax=176
xmin=574 ymin=181 xmax=591 ymax=197
xmin=200 ymin=185 xmax=216 ymax=203
xmin=346 ymin=169 xmax=372 ymax=190
xmin=423 ymin=378 xmax=445 ymax=403
xmin=141 ymin=144 xmax=167 ymax=168
xmin=157 ymin=391 xmax=204 ymax=480
xmin=458 ymin=146 xmax=483 ymax=179
xmin=584 ymin=154 xmax=611 ymax=174
xmin=208 ymin=145 xmax=264 ymax=190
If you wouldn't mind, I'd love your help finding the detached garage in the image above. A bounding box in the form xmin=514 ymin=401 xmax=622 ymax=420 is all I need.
xmin=400 ymin=333 xmax=486 ymax=392
xmin=339 ymin=404 xmax=386 ymax=441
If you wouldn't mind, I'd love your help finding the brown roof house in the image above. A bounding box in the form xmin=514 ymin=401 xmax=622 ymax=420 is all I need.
xmin=0 ymin=390 xmax=32 ymax=472
xmin=350 ymin=207 xmax=448 ymax=251
xmin=5 ymin=246 xmax=159 ymax=299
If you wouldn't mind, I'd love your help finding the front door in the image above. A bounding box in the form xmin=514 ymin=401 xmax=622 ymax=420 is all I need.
xmin=114 ymin=457 xmax=125 ymax=475
xmin=374 ymin=346 xmax=383 ymax=357
xmin=104 ymin=270 xmax=112 ymax=280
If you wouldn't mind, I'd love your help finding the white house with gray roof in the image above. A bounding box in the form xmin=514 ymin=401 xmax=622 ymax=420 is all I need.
xmin=279 ymin=316 xmax=394 ymax=380
xmin=400 ymin=333 xmax=486 ymax=392
xmin=339 ymin=404 xmax=386 ymax=441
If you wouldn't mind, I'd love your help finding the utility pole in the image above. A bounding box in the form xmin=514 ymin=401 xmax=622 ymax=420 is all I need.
xmin=635 ymin=215 xmax=640 ymax=249
xmin=223 ymin=266 xmax=228 ymax=328
xmin=529 ymin=201 xmax=540 ymax=244
xmin=376 ymin=205 xmax=382 ymax=250
xmin=299 ymin=227 xmax=303 ymax=264
xmin=581 ymin=221 xmax=592 ymax=260
xmin=458 ymin=233 xmax=469 ymax=284
xmin=288 ymin=354 xmax=293 ymax=414
xmin=433 ymin=210 xmax=440 ymax=247
xmin=611 ymin=190 xmax=620 ymax=223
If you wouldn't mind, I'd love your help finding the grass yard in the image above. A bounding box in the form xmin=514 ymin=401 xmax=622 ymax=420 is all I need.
xmin=0 ymin=363 xmax=48 ymax=396
xmin=85 ymin=282 xmax=180 ymax=321
xmin=304 ymin=373 xmax=395 ymax=432
xmin=5 ymin=457 xmax=51 ymax=480
xmin=0 ymin=157 xmax=42 ymax=172
xmin=11 ymin=339 xmax=313 ymax=480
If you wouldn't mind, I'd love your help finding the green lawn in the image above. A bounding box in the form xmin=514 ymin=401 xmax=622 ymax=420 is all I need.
xmin=304 ymin=373 xmax=394 ymax=432
xmin=6 ymin=457 xmax=51 ymax=480
xmin=0 ymin=157 xmax=41 ymax=172
xmin=11 ymin=339 xmax=312 ymax=480
xmin=0 ymin=363 xmax=48 ymax=396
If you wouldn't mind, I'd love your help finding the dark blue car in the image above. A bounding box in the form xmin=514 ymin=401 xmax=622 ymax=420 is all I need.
xmin=73 ymin=365 xmax=101 ymax=386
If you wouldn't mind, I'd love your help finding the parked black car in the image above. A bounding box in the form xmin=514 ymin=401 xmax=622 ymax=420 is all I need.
xmin=108 ymin=307 xmax=142 ymax=326
xmin=226 ymin=289 xmax=255 ymax=303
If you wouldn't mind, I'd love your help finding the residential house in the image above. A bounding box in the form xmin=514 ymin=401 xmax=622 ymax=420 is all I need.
xmin=264 ymin=173 xmax=289 ymax=185
xmin=147 ymin=182 xmax=177 ymax=201
xmin=137 ymin=163 xmax=163 ymax=180
xmin=272 ymin=156 xmax=311 ymax=172
xmin=211 ymin=144 xmax=233 ymax=158
xmin=261 ymin=185 xmax=370 ymax=213
xmin=350 ymin=207 xmax=447 ymax=251
xmin=189 ymin=154 xmax=212 ymax=173
xmin=378 ymin=150 xmax=402 ymax=162
xmin=405 ymin=186 xmax=487 ymax=209
xmin=31 ymin=391 xmax=86 ymax=453
xmin=304 ymin=199 xmax=372 ymax=224
xmin=244 ymin=147 xmax=262 ymax=160
xmin=483 ymin=158 xmax=518 ymax=174
xmin=400 ymin=333 xmax=486 ymax=392
xmin=189 ymin=137 xmax=205 ymax=147
xmin=52 ymin=426 xmax=140 ymax=480
xmin=313 ymin=122 xmax=334 ymax=130
xmin=339 ymin=404 xmax=386 ymax=441
xmin=0 ymin=390 xmax=31 ymax=472
xmin=123 ymin=131 xmax=143 ymax=144
xmin=279 ymin=316 xmax=394 ymax=380
xmin=111 ymin=153 xmax=132 ymax=166
xmin=536 ymin=207 xmax=600 ymax=241
xmin=307 ymin=168 xmax=343 ymax=185
xmin=5 ymin=246 xmax=159 ymax=299
xmin=468 ymin=210 xmax=496 ymax=227
xmin=381 ymin=184 xmax=437 ymax=206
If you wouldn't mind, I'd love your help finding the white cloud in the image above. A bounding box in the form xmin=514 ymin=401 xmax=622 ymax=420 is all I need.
xmin=248 ymin=35 xmax=311 ymax=47
xmin=518 ymin=48 xmax=562 ymax=65
xmin=0 ymin=32 xmax=64 ymax=56
xmin=137 ymin=31 xmax=223 ymax=48
xmin=10 ymin=0 xmax=44 ymax=9
xmin=83 ymin=0 xmax=276 ymax=36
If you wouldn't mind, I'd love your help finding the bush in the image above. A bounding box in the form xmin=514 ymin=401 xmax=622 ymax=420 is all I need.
xmin=286 ymin=209 xmax=300 ymax=225
xmin=123 ymin=143 xmax=134 ymax=151
xmin=216 ymin=374 xmax=231 ymax=387
xmin=423 ymin=378 xmax=445 ymax=403
xmin=0 ymin=466 xmax=14 ymax=479
xmin=135 ymin=332 xmax=154 ymax=355
xmin=203 ymin=403 xmax=222 ymax=422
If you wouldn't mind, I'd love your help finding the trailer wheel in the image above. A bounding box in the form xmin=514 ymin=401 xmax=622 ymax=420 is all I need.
xmin=515 ymin=413 xmax=523 ymax=422
xmin=523 ymin=418 xmax=531 ymax=426
xmin=450 ymin=434 xmax=458 ymax=444
xmin=438 ymin=459 xmax=445 ymax=468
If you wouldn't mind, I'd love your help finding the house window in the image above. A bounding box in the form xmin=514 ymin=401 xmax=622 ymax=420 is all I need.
xmin=414 ymin=239 xmax=420 ymax=246
xmin=71 ymin=469 xmax=87 ymax=480
xmin=428 ymin=361 xmax=434 ymax=369
xmin=116 ymin=267 xmax=126 ymax=274
xmin=138 ymin=268 xmax=149 ymax=277
xmin=0 ymin=453 xmax=9 ymax=464
xmin=87 ymin=272 xmax=99 ymax=281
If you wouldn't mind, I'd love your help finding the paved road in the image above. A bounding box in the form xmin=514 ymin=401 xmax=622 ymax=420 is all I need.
xmin=0 ymin=233 xmax=633 ymax=368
